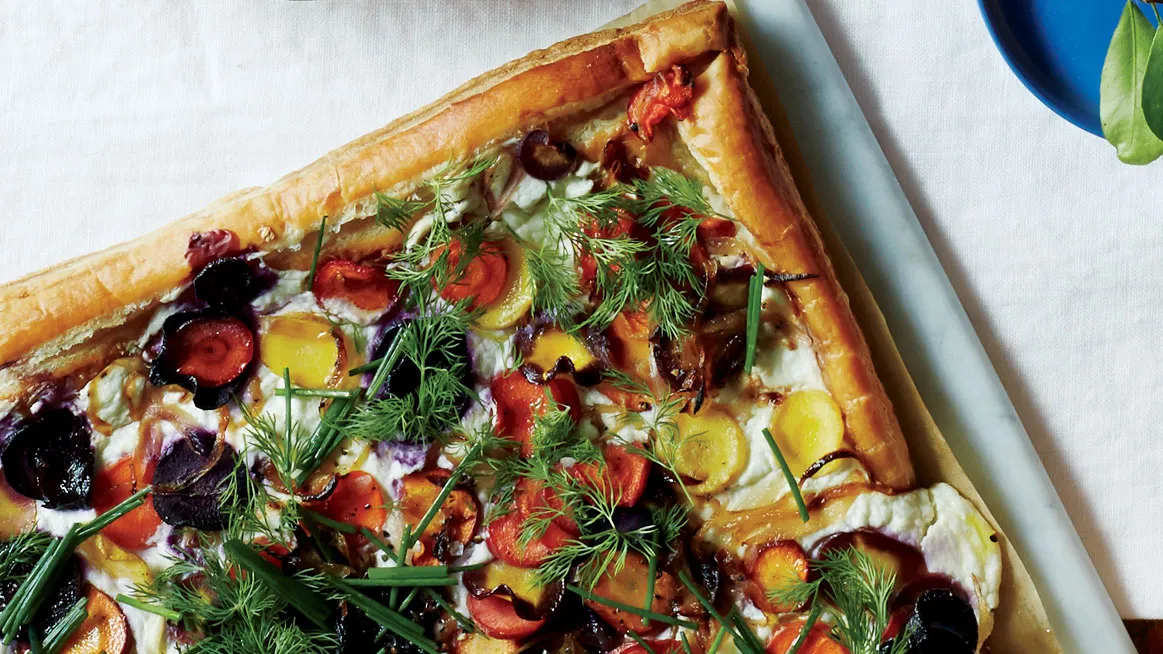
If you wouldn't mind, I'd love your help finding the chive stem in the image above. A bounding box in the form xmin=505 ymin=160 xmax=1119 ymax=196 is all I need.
xmin=389 ymin=525 xmax=412 ymax=609
xmin=642 ymin=536 xmax=658 ymax=627
xmin=329 ymin=578 xmax=439 ymax=654
xmin=762 ymin=428 xmax=810 ymax=523
xmin=42 ymin=597 xmax=87 ymax=654
xmin=1 ymin=487 xmax=150 ymax=644
xmin=708 ymin=626 xmax=727 ymax=654
xmin=627 ymin=631 xmax=658 ymax=654
xmin=677 ymin=572 xmax=761 ymax=654
xmin=114 ymin=594 xmax=180 ymax=622
xmin=743 ymin=263 xmax=765 ymax=373
xmin=346 ymin=578 xmax=457 ymax=588
xmin=306 ymin=216 xmax=327 ymax=292
xmin=222 ymin=539 xmax=331 ymax=629
xmin=786 ymin=600 xmax=822 ymax=654
xmin=728 ymin=607 xmax=766 ymax=654
xmin=407 ymin=442 xmax=483 ymax=548
xmin=28 ymin=627 xmax=44 ymax=654
xmin=565 ymin=585 xmax=695 ymax=629
xmin=303 ymin=509 xmax=358 ymax=534
xmin=424 ymin=589 xmax=474 ymax=633
xmin=361 ymin=528 xmax=396 ymax=556
xmin=275 ymin=387 xmax=358 ymax=400
xmin=680 ymin=632 xmax=694 ymax=654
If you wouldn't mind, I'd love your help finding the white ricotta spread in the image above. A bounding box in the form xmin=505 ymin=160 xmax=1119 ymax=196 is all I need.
xmin=798 ymin=483 xmax=1002 ymax=616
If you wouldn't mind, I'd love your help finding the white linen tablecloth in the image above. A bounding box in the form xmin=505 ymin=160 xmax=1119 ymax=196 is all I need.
xmin=0 ymin=0 xmax=1158 ymax=618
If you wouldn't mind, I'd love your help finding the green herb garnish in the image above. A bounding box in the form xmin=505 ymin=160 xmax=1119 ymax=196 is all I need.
xmin=0 ymin=487 xmax=150 ymax=644
xmin=786 ymin=600 xmax=822 ymax=654
xmin=763 ymin=427 xmax=810 ymax=523
xmin=1101 ymin=1 xmax=1163 ymax=163
xmin=327 ymin=578 xmax=440 ymax=654
xmin=41 ymin=598 xmax=87 ymax=654
xmin=743 ymin=263 xmax=765 ymax=372
xmin=677 ymin=571 xmax=762 ymax=654
xmin=768 ymin=547 xmax=914 ymax=654
xmin=565 ymin=585 xmax=695 ymax=629
xmin=222 ymin=539 xmax=331 ymax=629
xmin=306 ymin=216 xmax=327 ymax=292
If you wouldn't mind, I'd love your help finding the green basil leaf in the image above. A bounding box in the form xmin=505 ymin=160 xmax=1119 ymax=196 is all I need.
xmin=1142 ymin=23 xmax=1163 ymax=141
xmin=1100 ymin=1 xmax=1163 ymax=164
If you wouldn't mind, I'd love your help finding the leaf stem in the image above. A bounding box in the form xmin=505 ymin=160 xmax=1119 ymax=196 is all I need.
xmin=743 ymin=263 xmax=765 ymax=372
xmin=565 ymin=585 xmax=695 ymax=628
xmin=306 ymin=216 xmax=327 ymax=292
xmin=222 ymin=539 xmax=331 ymax=629
xmin=786 ymin=600 xmax=822 ymax=654
xmin=275 ymin=387 xmax=359 ymax=400
xmin=42 ymin=597 xmax=87 ymax=654
xmin=115 ymin=594 xmax=181 ymax=622
xmin=762 ymin=428 xmax=810 ymax=523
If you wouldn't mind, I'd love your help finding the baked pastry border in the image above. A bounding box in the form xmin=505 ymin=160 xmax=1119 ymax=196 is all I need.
xmin=0 ymin=1 xmax=909 ymax=491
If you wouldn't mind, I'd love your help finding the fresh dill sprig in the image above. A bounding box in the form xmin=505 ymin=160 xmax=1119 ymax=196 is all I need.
xmin=767 ymin=547 xmax=914 ymax=654
xmin=603 ymin=369 xmax=696 ymax=506
xmin=131 ymin=541 xmax=335 ymax=654
xmin=485 ymin=402 xmax=686 ymax=589
xmin=0 ymin=531 xmax=53 ymax=583
xmin=341 ymin=305 xmax=476 ymax=444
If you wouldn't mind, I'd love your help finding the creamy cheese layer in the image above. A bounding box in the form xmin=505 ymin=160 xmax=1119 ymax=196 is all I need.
xmin=15 ymin=151 xmax=998 ymax=652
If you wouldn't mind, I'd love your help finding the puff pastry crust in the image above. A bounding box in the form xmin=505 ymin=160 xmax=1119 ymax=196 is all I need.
xmin=0 ymin=0 xmax=910 ymax=493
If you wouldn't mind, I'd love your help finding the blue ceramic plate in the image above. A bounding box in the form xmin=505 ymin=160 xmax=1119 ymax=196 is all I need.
xmin=978 ymin=0 xmax=1151 ymax=136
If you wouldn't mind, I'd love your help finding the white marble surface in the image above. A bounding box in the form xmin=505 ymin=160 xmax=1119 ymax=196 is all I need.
xmin=0 ymin=0 xmax=1157 ymax=618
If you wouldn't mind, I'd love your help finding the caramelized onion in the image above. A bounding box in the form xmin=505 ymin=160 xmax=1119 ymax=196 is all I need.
xmin=516 ymin=130 xmax=577 ymax=181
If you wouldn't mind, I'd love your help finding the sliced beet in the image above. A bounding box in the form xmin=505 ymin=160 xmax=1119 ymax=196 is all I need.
xmin=334 ymin=589 xmax=439 ymax=654
xmin=152 ymin=431 xmax=242 ymax=531
xmin=0 ymin=554 xmax=83 ymax=642
xmin=149 ymin=311 xmax=256 ymax=410
xmin=371 ymin=321 xmax=471 ymax=412
xmin=903 ymin=588 xmax=978 ymax=654
xmin=0 ymin=409 xmax=93 ymax=509
xmin=193 ymin=257 xmax=259 ymax=310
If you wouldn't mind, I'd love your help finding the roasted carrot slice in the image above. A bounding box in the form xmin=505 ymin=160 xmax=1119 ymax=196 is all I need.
xmin=309 ymin=471 xmax=387 ymax=532
xmin=491 ymin=372 xmax=581 ymax=455
xmin=92 ymin=457 xmax=161 ymax=551
xmin=398 ymin=472 xmax=480 ymax=565
xmin=171 ymin=316 xmax=255 ymax=387
xmin=514 ymin=478 xmax=578 ymax=535
xmin=585 ymin=551 xmax=678 ymax=634
xmin=432 ymin=239 xmax=509 ymax=310
xmin=485 ymin=511 xmax=572 ymax=569
xmin=766 ymin=620 xmax=849 ymax=654
xmin=571 ymin=444 xmax=652 ymax=507
xmin=60 ymin=587 xmax=131 ymax=654
xmin=312 ymin=259 xmax=400 ymax=312
xmin=749 ymin=541 xmax=810 ymax=613
xmin=467 ymin=593 xmax=546 ymax=640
